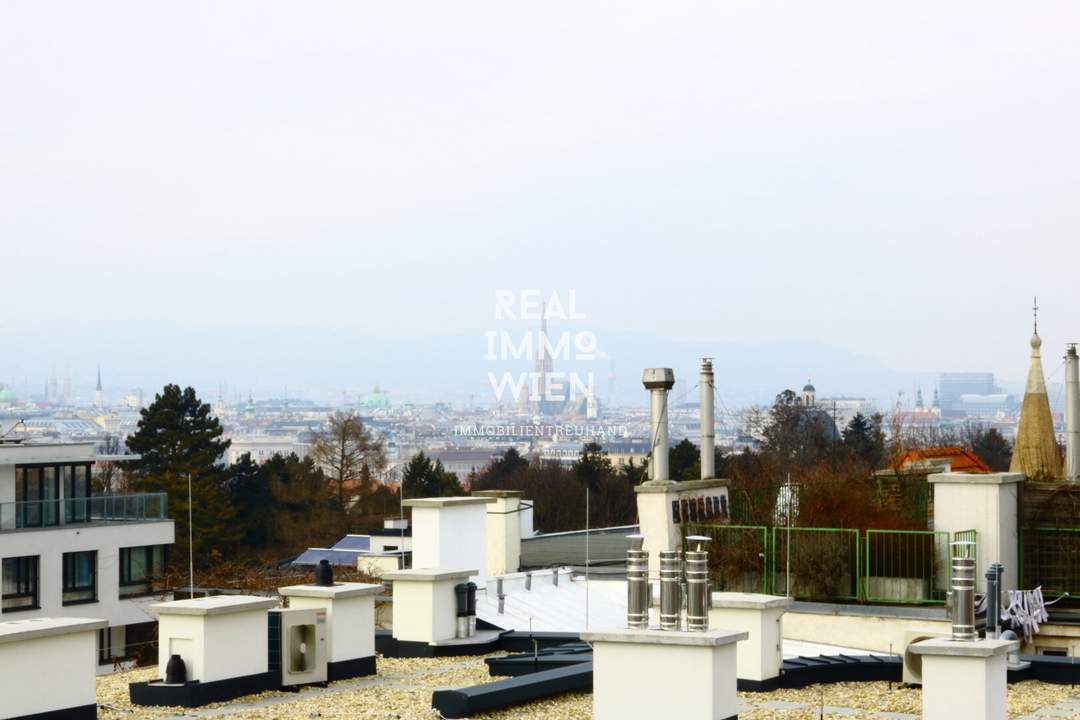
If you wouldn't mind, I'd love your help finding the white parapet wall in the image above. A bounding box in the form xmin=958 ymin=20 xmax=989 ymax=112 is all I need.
xmin=581 ymin=628 xmax=746 ymax=720
xmin=404 ymin=497 xmax=494 ymax=583
xmin=278 ymin=582 xmax=380 ymax=665
xmin=910 ymin=637 xmax=1016 ymax=720
xmin=928 ymin=472 xmax=1022 ymax=593
xmin=151 ymin=595 xmax=278 ymax=684
xmin=709 ymin=592 xmax=792 ymax=683
xmin=472 ymin=490 xmax=522 ymax=577
xmin=0 ymin=616 xmax=107 ymax=720
xmin=383 ymin=568 xmax=474 ymax=644
xmin=783 ymin=605 xmax=950 ymax=654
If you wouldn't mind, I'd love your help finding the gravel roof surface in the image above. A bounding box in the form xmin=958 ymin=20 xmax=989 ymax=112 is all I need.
xmin=96 ymin=661 xmax=1080 ymax=719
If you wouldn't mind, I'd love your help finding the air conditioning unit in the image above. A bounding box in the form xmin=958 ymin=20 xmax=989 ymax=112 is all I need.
xmin=902 ymin=629 xmax=948 ymax=685
xmin=268 ymin=607 xmax=327 ymax=687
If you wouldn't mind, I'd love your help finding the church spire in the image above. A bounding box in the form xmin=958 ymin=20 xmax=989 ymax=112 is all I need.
xmin=1010 ymin=311 xmax=1063 ymax=480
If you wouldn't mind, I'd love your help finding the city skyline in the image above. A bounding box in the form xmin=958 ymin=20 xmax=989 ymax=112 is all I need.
xmin=3 ymin=1 xmax=1079 ymax=396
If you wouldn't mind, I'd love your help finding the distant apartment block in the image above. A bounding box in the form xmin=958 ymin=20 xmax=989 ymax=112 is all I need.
xmin=939 ymin=372 xmax=998 ymax=418
xmin=0 ymin=440 xmax=174 ymax=670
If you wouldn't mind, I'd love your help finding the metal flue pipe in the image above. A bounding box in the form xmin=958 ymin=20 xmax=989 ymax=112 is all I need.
xmin=659 ymin=550 xmax=682 ymax=630
xmin=685 ymin=535 xmax=710 ymax=631
xmin=455 ymin=583 xmax=469 ymax=639
xmin=950 ymin=541 xmax=976 ymax=641
xmin=700 ymin=359 xmax=715 ymax=480
xmin=642 ymin=368 xmax=675 ymax=482
xmin=626 ymin=534 xmax=650 ymax=629
xmin=1067 ymin=345 xmax=1080 ymax=482
xmin=985 ymin=563 xmax=1004 ymax=639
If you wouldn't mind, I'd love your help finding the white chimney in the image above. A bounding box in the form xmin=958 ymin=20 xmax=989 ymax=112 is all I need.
xmin=1066 ymin=344 xmax=1080 ymax=482
xmin=700 ymin=358 xmax=715 ymax=480
xmin=642 ymin=368 xmax=675 ymax=483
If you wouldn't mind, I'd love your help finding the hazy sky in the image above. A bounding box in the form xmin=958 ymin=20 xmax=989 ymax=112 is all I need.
xmin=2 ymin=1 xmax=1078 ymax=397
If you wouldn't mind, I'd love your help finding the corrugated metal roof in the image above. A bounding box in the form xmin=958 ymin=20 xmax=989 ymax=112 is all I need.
xmin=520 ymin=525 xmax=638 ymax=569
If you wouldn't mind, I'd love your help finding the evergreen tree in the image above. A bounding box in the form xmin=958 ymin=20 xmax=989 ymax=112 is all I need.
xmin=123 ymin=384 xmax=236 ymax=567
xmin=669 ymin=438 xmax=699 ymax=481
xmin=842 ymin=413 xmax=886 ymax=468
xmin=224 ymin=453 xmax=273 ymax=551
xmin=970 ymin=427 xmax=1012 ymax=472
xmin=571 ymin=442 xmax=613 ymax=492
xmin=402 ymin=452 xmax=464 ymax=498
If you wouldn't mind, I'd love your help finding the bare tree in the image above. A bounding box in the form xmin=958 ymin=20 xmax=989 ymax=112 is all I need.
xmin=309 ymin=411 xmax=387 ymax=531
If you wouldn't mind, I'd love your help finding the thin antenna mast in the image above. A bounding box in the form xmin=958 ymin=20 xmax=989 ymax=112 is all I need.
xmin=585 ymin=487 xmax=590 ymax=631
xmin=188 ymin=471 xmax=194 ymax=597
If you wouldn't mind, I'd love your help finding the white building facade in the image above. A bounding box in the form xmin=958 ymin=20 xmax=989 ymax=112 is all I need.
xmin=0 ymin=441 xmax=174 ymax=670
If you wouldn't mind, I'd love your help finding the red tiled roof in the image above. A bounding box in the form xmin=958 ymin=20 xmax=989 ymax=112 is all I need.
xmin=896 ymin=447 xmax=990 ymax=473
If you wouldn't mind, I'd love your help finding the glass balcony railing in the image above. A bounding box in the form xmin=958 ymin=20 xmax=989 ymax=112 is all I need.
xmin=0 ymin=493 xmax=168 ymax=532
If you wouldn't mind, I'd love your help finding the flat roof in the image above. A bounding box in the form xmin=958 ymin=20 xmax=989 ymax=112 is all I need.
xmin=150 ymin=595 xmax=278 ymax=617
xmin=403 ymin=497 xmax=495 ymax=509
xmin=0 ymin=616 xmax=108 ymax=644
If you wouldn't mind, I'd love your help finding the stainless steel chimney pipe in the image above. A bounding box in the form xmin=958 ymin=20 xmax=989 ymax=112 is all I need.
xmin=642 ymin=368 xmax=675 ymax=482
xmin=950 ymin=541 xmax=976 ymax=641
xmin=626 ymin=534 xmax=650 ymax=629
xmin=685 ymin=535 xmax=710 ymax=631
xmin=700 ymin=359 xmax=715 ymax=480
xmin=1067 ymin=345 xmax=1080 ymax=482
xmin=659 ymin=550 xmax=682 ymax=631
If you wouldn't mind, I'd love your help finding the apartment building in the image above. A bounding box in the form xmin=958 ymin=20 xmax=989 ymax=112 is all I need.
xmin=0 ymin=440 xmax=174 ymax=670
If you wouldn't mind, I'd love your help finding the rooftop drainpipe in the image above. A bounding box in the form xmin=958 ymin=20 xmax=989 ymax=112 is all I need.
xmin=1067 ymin=344 xmax=1080 ymax=482
xmin=642 ymin=368 xmax=675 ymax=483
xmin=700 ymin=359 xmax=715 ymax=480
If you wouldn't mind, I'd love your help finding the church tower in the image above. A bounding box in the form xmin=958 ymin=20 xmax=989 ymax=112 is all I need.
xmin=1010 ymin=299 xmax=1063 ymax=480
xmin=94 ymin=367 xmax=104 ymax=410
xmin=801 ymin=378 xmax=816 ymax=406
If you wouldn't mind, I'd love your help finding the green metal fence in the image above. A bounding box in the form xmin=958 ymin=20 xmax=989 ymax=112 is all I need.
xmin=1020 ymin=527 xmax=1080 ymax=598
xmin=953 ymin=528 xmax=977 ymax=572
xmin=771 ymin=527 xmax=860 ymax=601
xmin=685 ymin=523 xmax=769 ymax=594
xmin=864 ymin=529 xmax=950 ymax=604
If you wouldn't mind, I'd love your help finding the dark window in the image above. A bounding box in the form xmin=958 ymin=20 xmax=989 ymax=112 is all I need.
xmin=16 ymin=464 xmax=87 ymax=527
xmin=98 ymin=628 xmax=112 ymax=664
xmin=63 ymin=464 xmax=92 ymax=523
xmin=2 ymin=556 xmax=39 ymax=612
xmin=62 ymin=550 xmax=97 ymax=605
xmin=119 ymin=545 xmax=165 ymax=598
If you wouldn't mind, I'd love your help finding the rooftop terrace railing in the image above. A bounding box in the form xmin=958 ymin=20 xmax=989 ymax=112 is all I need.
xmin=685 ymin=522 xmax=977 ymax=605
xmin=0 ymin=493 xmax=168 ymax=532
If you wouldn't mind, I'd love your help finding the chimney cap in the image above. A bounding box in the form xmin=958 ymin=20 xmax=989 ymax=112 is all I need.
xmin=642 ymin=368 xmax=675 ymax=390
